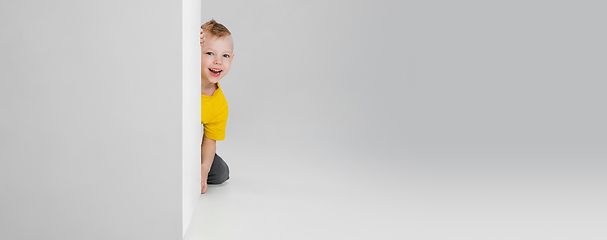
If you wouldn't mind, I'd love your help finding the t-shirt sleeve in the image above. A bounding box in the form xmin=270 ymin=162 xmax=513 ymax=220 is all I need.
xmin=203 ymin=105 xmax=228 ymax=141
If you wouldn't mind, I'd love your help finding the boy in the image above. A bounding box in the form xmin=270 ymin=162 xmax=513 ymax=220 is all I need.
xmin=199 ymin=19 xmax=234 ymax=194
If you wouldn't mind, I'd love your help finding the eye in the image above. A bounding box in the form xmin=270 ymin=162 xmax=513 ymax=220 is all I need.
xmin=223 ymin=54 xmax=231 ymax=58
xmin=206 ymin=52 xmax=214 ymax=56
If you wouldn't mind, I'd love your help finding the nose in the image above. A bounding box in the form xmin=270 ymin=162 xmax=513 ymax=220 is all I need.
xmin=213 ymin=55 xmax=222 ymax=65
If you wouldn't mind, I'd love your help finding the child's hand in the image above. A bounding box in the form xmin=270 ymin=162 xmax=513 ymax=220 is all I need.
xmin=200 ymin=29 xmax=205 ymax=47
xmin=201 ymin=178 xmax=208 ymax=194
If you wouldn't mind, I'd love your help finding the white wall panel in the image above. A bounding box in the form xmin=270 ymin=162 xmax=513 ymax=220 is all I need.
xmin=0 ymin=0 xmax=193 ymax=239
xmin=182 ymin=0 xmax=202 ymax=236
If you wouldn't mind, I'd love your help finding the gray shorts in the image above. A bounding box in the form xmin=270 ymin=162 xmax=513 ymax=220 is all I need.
xmin=207 ymin=153 xmax=229 ymax=184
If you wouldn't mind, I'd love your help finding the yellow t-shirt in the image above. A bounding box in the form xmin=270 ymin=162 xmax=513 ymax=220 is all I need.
xmin=201 ymin=84 xmax=229 ymax=141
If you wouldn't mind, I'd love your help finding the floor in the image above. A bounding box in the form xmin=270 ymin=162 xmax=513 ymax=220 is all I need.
xmin=183 ymin=142 xmax=607 ymax=240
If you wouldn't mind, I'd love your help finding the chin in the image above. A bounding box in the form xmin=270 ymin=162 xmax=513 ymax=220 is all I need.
xmin=202 ymin=77 xmax=219 ymax=84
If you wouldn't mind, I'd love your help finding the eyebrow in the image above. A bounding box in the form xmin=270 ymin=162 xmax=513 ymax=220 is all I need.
xmin=203 ymin=47 xmax=233 ymax=54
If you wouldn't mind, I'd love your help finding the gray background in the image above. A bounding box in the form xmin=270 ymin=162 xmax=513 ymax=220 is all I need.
xmin=206 ymin=0 xmax=606 ymax=238
xmin=211 ymin=0 xmax=606 ymax=160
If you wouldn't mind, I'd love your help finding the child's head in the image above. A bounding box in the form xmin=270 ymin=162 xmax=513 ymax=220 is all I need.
xmin=201 ymin=19 xmax=234 ymax=84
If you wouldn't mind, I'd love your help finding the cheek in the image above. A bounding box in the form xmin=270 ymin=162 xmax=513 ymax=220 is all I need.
xmin=201 ymin=54 xmax=212 ymax=62
xmin=224 ymin=60 xmax=232 ymax=69
xmin=201 ymin=58 xmax=212 ymax=67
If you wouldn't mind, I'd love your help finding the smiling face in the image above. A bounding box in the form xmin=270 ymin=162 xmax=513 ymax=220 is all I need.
xmin=201 ymin=35 xmax=234 ymax=84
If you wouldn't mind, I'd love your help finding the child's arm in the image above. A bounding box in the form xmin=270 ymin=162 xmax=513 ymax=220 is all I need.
xmin=201 ymin=135 xmax=216 ymax=194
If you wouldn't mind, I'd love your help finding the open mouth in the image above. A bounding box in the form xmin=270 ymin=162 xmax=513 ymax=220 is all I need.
xmin=209 ymin=68 xmax=222 ymax=76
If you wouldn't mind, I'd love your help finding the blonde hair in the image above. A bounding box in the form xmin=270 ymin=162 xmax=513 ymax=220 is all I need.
xmin=201 ymin=19 xmax=231 ymax=38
